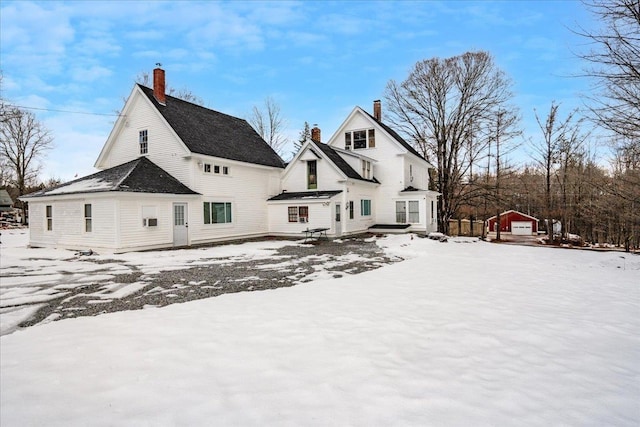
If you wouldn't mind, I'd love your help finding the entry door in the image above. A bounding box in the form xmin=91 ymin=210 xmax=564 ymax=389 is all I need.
xmin=173 ymin=203 xmax=188 ymax=246
xmin=335 ymin=203 xmax=342 ymax=236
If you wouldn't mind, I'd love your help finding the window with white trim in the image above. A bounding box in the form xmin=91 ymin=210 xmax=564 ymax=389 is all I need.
xmin=203 ymin=163 xmax=212 ymax=173
xmin=203 ymin=202 xmax=232 ymax=224
xmin=46 ymin=205 xmax=53 ymax=231
xmin=360 ymin=199 xmax=371 ymax=216
xmin=396 ymin=200 xmax=420 ymax=224
xmin=395 ymin=201 xmax=406 ymax=223
xmin=361 ymin=160 xmax=372 ymax=179
xmin=431 ymin=200 xmax=435 ymax=224
xmin=408 ymin=201 xmax=419 ymax=223
xmin=348 ymin=201 xmax=354 ymax=219
xmin=139 ymin=130 xmax=148 ymax=154
xmin=84 ymin=204 xmax=92 ymax=232
xmin=345 ymin=129 xmax=375 ymax=150
xmin=307 ymin=160 xmax=317 ymax=189
xmin=142 ymin=205 xmax=158 ymax=227
xmin=288 ymin=206 xmax=309 ymax=223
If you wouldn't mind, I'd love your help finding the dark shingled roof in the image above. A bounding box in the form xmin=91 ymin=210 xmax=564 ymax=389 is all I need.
xmin=268 ymin=190 xmax=342 ymax=201
xmin=401 ymin=186 xmax=425 ymax=192
xmin=311 ymin=140 xmax=378 ymax=183
xmin=23 ymin=157 xmax=198 ymax=198
xmin=138 ymin=85 xmax=285 ymax=169
xmin=363 ymin=111 xmax=426 ymax=161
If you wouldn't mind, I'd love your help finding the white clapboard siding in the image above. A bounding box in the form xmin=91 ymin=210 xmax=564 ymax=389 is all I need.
xmin=99 ymin=93 xmax=192 ymax=187
xmin=116 ymin=197 xmax=173 ymax=250
xmin=282 ymin=154 xmax=344 ymax=192
xmin=26 ymin=198 xmax=118 ymax=250
xmin=190 ymin=163 xmax=282 ymax=244
xmin=267 ymin=202 xmax=333 ymax=236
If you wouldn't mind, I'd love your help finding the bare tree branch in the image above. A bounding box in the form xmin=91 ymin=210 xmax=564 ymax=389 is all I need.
xmin=248 ymin=96 xmax=289 ymax=158
xmin=384 ymin=51 xmax=518 ymax=233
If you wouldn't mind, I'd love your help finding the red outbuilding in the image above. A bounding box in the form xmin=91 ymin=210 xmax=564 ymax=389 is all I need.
xmin=486 ymin=210 xmax=539 ymax=235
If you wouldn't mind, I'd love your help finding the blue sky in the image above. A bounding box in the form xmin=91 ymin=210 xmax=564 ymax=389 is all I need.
xmin=1 ymin=0 xmax=598 ymax=182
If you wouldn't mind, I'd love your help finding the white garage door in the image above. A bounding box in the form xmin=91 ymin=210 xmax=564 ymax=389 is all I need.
xmin=511 ymin=221 xmax=532 ymax=235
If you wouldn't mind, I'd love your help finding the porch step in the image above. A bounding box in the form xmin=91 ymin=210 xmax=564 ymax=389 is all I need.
xmin=368 ymin=224 xmax=411 ymax=233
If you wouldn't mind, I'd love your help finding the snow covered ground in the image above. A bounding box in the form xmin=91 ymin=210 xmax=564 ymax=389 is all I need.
xmin=1 ymin=230 xmax=639 ymax=426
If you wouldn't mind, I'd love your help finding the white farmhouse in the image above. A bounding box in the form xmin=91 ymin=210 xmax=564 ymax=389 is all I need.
xmin=21 ymin=68 xmax=285 ymax=252
xmin=267 ymin=101 xmax=439 ymax=237
xmin=22 ymin=68 xmax=438 ymax=252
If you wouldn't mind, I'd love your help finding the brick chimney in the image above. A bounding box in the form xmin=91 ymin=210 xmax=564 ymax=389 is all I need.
xmin=373 ymin=100 xmax=381 ymax=121
xmin=153 ymin=66 xmax=166 ymax=105
xmin=311 ymin=125 xmax=321 ymax=142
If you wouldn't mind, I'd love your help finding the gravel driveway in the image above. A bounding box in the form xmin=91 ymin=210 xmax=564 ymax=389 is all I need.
xmin=16 ymin=235 xmax=402 ymax=329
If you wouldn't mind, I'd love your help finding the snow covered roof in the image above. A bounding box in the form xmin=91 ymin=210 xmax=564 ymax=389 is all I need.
xmin=21 ymin=157 xmax=198 ymax=199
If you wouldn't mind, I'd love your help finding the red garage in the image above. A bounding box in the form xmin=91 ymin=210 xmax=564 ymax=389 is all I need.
xmin=486 ymin=210 xmax=539 ymax=235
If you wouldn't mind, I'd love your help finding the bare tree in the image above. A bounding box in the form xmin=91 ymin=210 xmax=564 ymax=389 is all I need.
xmin=0 ymin=107 xmax=53 ymax=221
xmin=384 ymin=51 xmax=516 ymax=234
xmin=532 ymin=102 xmax=585 ymax=241
xmin=577 ymin=0 xmax=640 ymax=142
xmin=248 ymin=96 xmax=288 ymax=158
xmin=574 ymin=0 xmax=640 ymax=250
xmin=488 ymin=109 xmax=521 ymax=240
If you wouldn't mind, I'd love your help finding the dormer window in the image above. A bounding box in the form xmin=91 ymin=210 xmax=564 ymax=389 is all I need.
xmin=345 ymin=129 xmax=375 ymax=150
xmin=139 ymin=130 xmax=148 ymax=154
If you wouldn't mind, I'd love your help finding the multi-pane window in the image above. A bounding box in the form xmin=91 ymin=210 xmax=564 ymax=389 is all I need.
xmin=353 ymin=130 xmax=367 ymax=149
xmin=288 ymin=206 xmax=299 ymax=222
xmin=174 ymin=204 xmax=185 ymax=226
xmin=46 ymin=205 xmax=53 ymax=231
xmin=396 ymin=200 xmax=420 ymax=223
xmin=408 ymin=201 xmax=419 ymax=223
xmin=84 ymin=204 xmax=92 ymax=232
xmin=335 ymin=204 xmax=341 ymax=222
xmin=139 ymin=130 xmax=148 ymax=154
xmin=288 ymin=206 xmax=309 ymax=223
xmin=204 ymin=164 xmax=230 ymax=175
xmin=203 ymin=202 xmax=232 ymax=224
xmin=307 ymin=160 xmax=317 ymax=189
xmin=345 ymin=129 xmax=375 ymax=150
xmin=361 ymin=160 xmax=372 ymax=179
xmin=361 ymin=199 xmax=371 ymax=216
xmin=348 ymin=201 xmax=354 ymax=219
